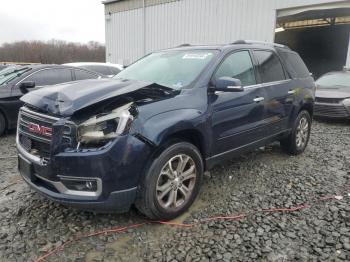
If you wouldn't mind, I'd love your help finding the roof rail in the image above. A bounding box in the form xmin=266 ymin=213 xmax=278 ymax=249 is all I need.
xmin=177 ymin=43 xmax=191 ymax=47
xmin=231 ymin=40 xmax=289 ymax=49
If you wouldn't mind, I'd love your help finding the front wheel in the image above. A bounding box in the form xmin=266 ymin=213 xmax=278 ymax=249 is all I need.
xmin=135 ymin=142 xmax=203 ymax=220
xmin=280 ymin=110 xmax=312 ymax=155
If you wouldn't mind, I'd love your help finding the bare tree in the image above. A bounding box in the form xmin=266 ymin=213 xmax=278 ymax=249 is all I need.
xmin=0 ymin=40 xmax=106 ymax=64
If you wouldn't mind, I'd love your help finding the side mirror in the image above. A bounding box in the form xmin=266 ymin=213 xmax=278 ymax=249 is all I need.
xmin=19 ymin=81 xmax=36 ymax=94
xmin=210 ymin=77 xmax=244 ymax=92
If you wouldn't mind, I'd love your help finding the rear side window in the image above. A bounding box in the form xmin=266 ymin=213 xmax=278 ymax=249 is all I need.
xmin=110 ymin=67 xmax=121 ymax=75
xmin=74 ymin=69 xmax=99 ymax=80
xmin=214 ymin=51 xmax=256 ymax=86
xmin=279 ymin=51 xmax=310 ymax=79
xmin=25 ymin=68 xmax=72 ymax=86
xmin=254 ymin=50 xmax=286 ymax=83
xmin=84 ymin=65 xmax=112 ymax=76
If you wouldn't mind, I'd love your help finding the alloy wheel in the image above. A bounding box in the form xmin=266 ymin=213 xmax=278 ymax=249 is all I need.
xmin=156 ymin=154 xmax=197 ymax=210
xmin=295 ymin=116 xmax=309 ymax=149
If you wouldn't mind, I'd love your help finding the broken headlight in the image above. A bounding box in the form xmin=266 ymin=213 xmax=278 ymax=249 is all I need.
xmin=78 ymin=102 xmax=135 ymax=145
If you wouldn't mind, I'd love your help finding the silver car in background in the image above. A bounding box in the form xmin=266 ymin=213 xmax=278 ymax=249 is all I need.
xmin=64 ymin=62 xmax=123 ymax=77
xmin=314 ymin=70 xmax=350 ymax=119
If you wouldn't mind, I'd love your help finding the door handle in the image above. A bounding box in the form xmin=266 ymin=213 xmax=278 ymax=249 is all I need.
xmin=253 ymin=97 xmax=264 ymax=102
xmin=288 ymin=90 xmax=296 ymax=94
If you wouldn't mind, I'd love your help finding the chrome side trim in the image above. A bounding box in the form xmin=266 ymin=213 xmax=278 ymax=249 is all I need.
xmin=214 ymin=79 xmax=291 ymax=93
xmin=207 ymin=129 xmax=290 ymax=161
xmin=259 ymin=79 xmax=291 ymax=87
xmin=243 ymin=83 xmax=262 ymax=90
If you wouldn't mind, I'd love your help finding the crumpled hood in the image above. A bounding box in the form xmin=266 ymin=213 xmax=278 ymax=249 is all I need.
xmin=21 ymin=78 xmax=166 ymax=116
xmin=316 ymin=88 xmax=350 ymax=99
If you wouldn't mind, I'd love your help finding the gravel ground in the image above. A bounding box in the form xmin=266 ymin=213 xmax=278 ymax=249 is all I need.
xmin=0 ymin=120 xmax=349 ymax=262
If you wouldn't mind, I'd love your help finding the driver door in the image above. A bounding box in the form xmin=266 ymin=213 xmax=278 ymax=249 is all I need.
xmin=209 ymin=50 xmax=266 ymax=157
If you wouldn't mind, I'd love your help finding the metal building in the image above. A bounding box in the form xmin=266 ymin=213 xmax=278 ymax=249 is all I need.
xmin=103 ymin=0 xmax=350 ymax=77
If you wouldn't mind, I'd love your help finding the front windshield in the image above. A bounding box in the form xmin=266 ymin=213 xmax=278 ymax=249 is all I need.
xmin=115 ymin=50 xmax=218 ymax=89
xmin=316 ymin=73 xmax=350 ymax=88
xmin=0 ymin=66 xmax=31 ymax=86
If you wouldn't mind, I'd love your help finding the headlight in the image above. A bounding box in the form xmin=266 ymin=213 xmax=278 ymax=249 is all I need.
xmin=78 ymin=102 xmax=135 ymax=145
xmin=343 ymin=98 xmax=350 ymax=107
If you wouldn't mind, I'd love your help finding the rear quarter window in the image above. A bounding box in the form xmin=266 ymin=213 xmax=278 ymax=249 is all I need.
xmin=84 ymin=65 xmax=112 ymax=76
xmin=253 ymin=50 xmax=286 ymax=83
xmin=74 ymin=69 xmax=99 ymax=80
xmin=278 ymin=51 xmax=310 ymax=79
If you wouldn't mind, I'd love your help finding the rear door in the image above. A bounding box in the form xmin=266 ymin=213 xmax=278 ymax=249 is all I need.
xmin=253 ymin=50 xmax=295 ymax=135
xmin=210 ymin=50 xmax=267 ymax=156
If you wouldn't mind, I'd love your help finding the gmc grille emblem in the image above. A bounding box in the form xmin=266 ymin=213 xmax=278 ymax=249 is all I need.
xmin=28 ymin=123 xmax=52 ymax=137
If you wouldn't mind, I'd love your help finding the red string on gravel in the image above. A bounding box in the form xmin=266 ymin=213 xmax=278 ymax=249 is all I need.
xmin=33 ymin=193 xmax=348 ymax=262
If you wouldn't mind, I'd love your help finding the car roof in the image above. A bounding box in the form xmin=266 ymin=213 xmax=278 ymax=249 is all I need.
xmin=17 ymin=64 xmax=86 ymax=70
xmin=163 ymin=40 xmax=290 ymax=52
xmin=9 ymin=64 xmax=104 ymax=77
xmin=64 ymin=62 xmax=123 ymax=68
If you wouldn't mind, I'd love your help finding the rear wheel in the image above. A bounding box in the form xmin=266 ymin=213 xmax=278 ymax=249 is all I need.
xmin=135 ymin=142 xmax=203 ymax=220
xmin=280 ymin=110 xmax=311 ymax=155
xmin=0 ymin=113 xmax=6 ymax=136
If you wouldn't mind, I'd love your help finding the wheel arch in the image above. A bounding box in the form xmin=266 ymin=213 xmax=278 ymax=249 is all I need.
xmin=0 ymin=106 xmax=8 ymax=130
xmin=160 ymin=129 xmax=207 ymax=160
xmin=299 ymin=102 xmax=314 ymax=118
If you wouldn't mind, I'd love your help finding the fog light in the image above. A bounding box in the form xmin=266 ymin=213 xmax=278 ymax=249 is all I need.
xmin=60 ymin=178 xmax=98 ymax=192
xmin=86 ymin=181 xmax=94 ymax=190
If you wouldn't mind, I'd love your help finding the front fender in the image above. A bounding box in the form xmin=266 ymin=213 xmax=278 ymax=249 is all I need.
xmin=131 ymin=108 xmax=208 ymax=150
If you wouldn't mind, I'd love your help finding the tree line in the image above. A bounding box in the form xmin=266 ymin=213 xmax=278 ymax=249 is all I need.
xmin=0 ymin=40 xmax=106 ymax=64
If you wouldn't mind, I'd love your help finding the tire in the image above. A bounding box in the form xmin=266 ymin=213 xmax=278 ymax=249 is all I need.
xmin=135 ymin=142 xmax=203 ymax=220
xmin=280 ymin=110 xmax=312 ymax=155
xmin=0 ymin=113 xmax=5 ymax=136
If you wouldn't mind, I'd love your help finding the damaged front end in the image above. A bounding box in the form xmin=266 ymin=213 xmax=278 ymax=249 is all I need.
xmin=16 ymin=80 xmax=175 ymax=212
xmin=77 ymin=102 xmax=137 ymax=148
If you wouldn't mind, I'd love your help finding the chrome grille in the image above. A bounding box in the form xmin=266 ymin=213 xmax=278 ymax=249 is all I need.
xmin=315 ymin=97 xmax=343 ymax=104
xmin=314 ymin=103 xmax=349 ymax=118
xmin=18 ymin=107 xmax=74 ymax=158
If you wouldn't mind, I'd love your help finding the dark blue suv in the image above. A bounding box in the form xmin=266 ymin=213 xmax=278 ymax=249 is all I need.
xmin=17 ymin=41 xmax=315 ymax=220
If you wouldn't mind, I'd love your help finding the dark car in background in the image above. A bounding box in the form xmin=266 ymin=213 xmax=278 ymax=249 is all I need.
xmin=314 ymin=70 xmax=350 ymax=119
xmin=64 ymin=62 xmax=123 ymax=77
xmin=17 ymin=41 xmax=315 ymax=220
xmin=0 ymin=64 xmax=102 ymax=135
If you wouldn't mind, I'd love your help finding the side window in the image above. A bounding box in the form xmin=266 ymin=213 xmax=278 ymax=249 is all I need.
xmin=75 ymin=70 xmax=99 ymax=80
xmin=278 ymin=51 xmax=310 ymax=79
xmin=214 ymin=51 xmax=256 ymax=86
xmin=254 ymin=50 xmax=286 ymax=83
xmin=25 ymin=69 xmax=72 ymax=86
xmin=110 ymin=67 xmax=121 ymax=75
xmin=85 ymin=65 xmax=112 ymax=76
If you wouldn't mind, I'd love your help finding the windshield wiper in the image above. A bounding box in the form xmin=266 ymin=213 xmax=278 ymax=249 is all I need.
xmin=2 ymin=68 xmax=32 ymax=85
xmin=2 ymin=67 xmax=30 ymax=77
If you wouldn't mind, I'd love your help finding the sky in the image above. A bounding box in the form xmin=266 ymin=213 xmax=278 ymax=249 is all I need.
xmin=0 ymin=0 xmax=105 ymax=45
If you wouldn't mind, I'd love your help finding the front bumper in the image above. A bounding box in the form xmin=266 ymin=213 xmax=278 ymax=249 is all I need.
xmin=314 ymin=102 xmax=350 ymax=119
xmin=20 ymin=169 xmax=137 ymax=212
xmin=17 ymin=134 xmax=152 ymax=213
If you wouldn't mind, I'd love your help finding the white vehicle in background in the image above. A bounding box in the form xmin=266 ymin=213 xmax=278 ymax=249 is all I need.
xmin=64 ymin=62 xmax=124 ymax=77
